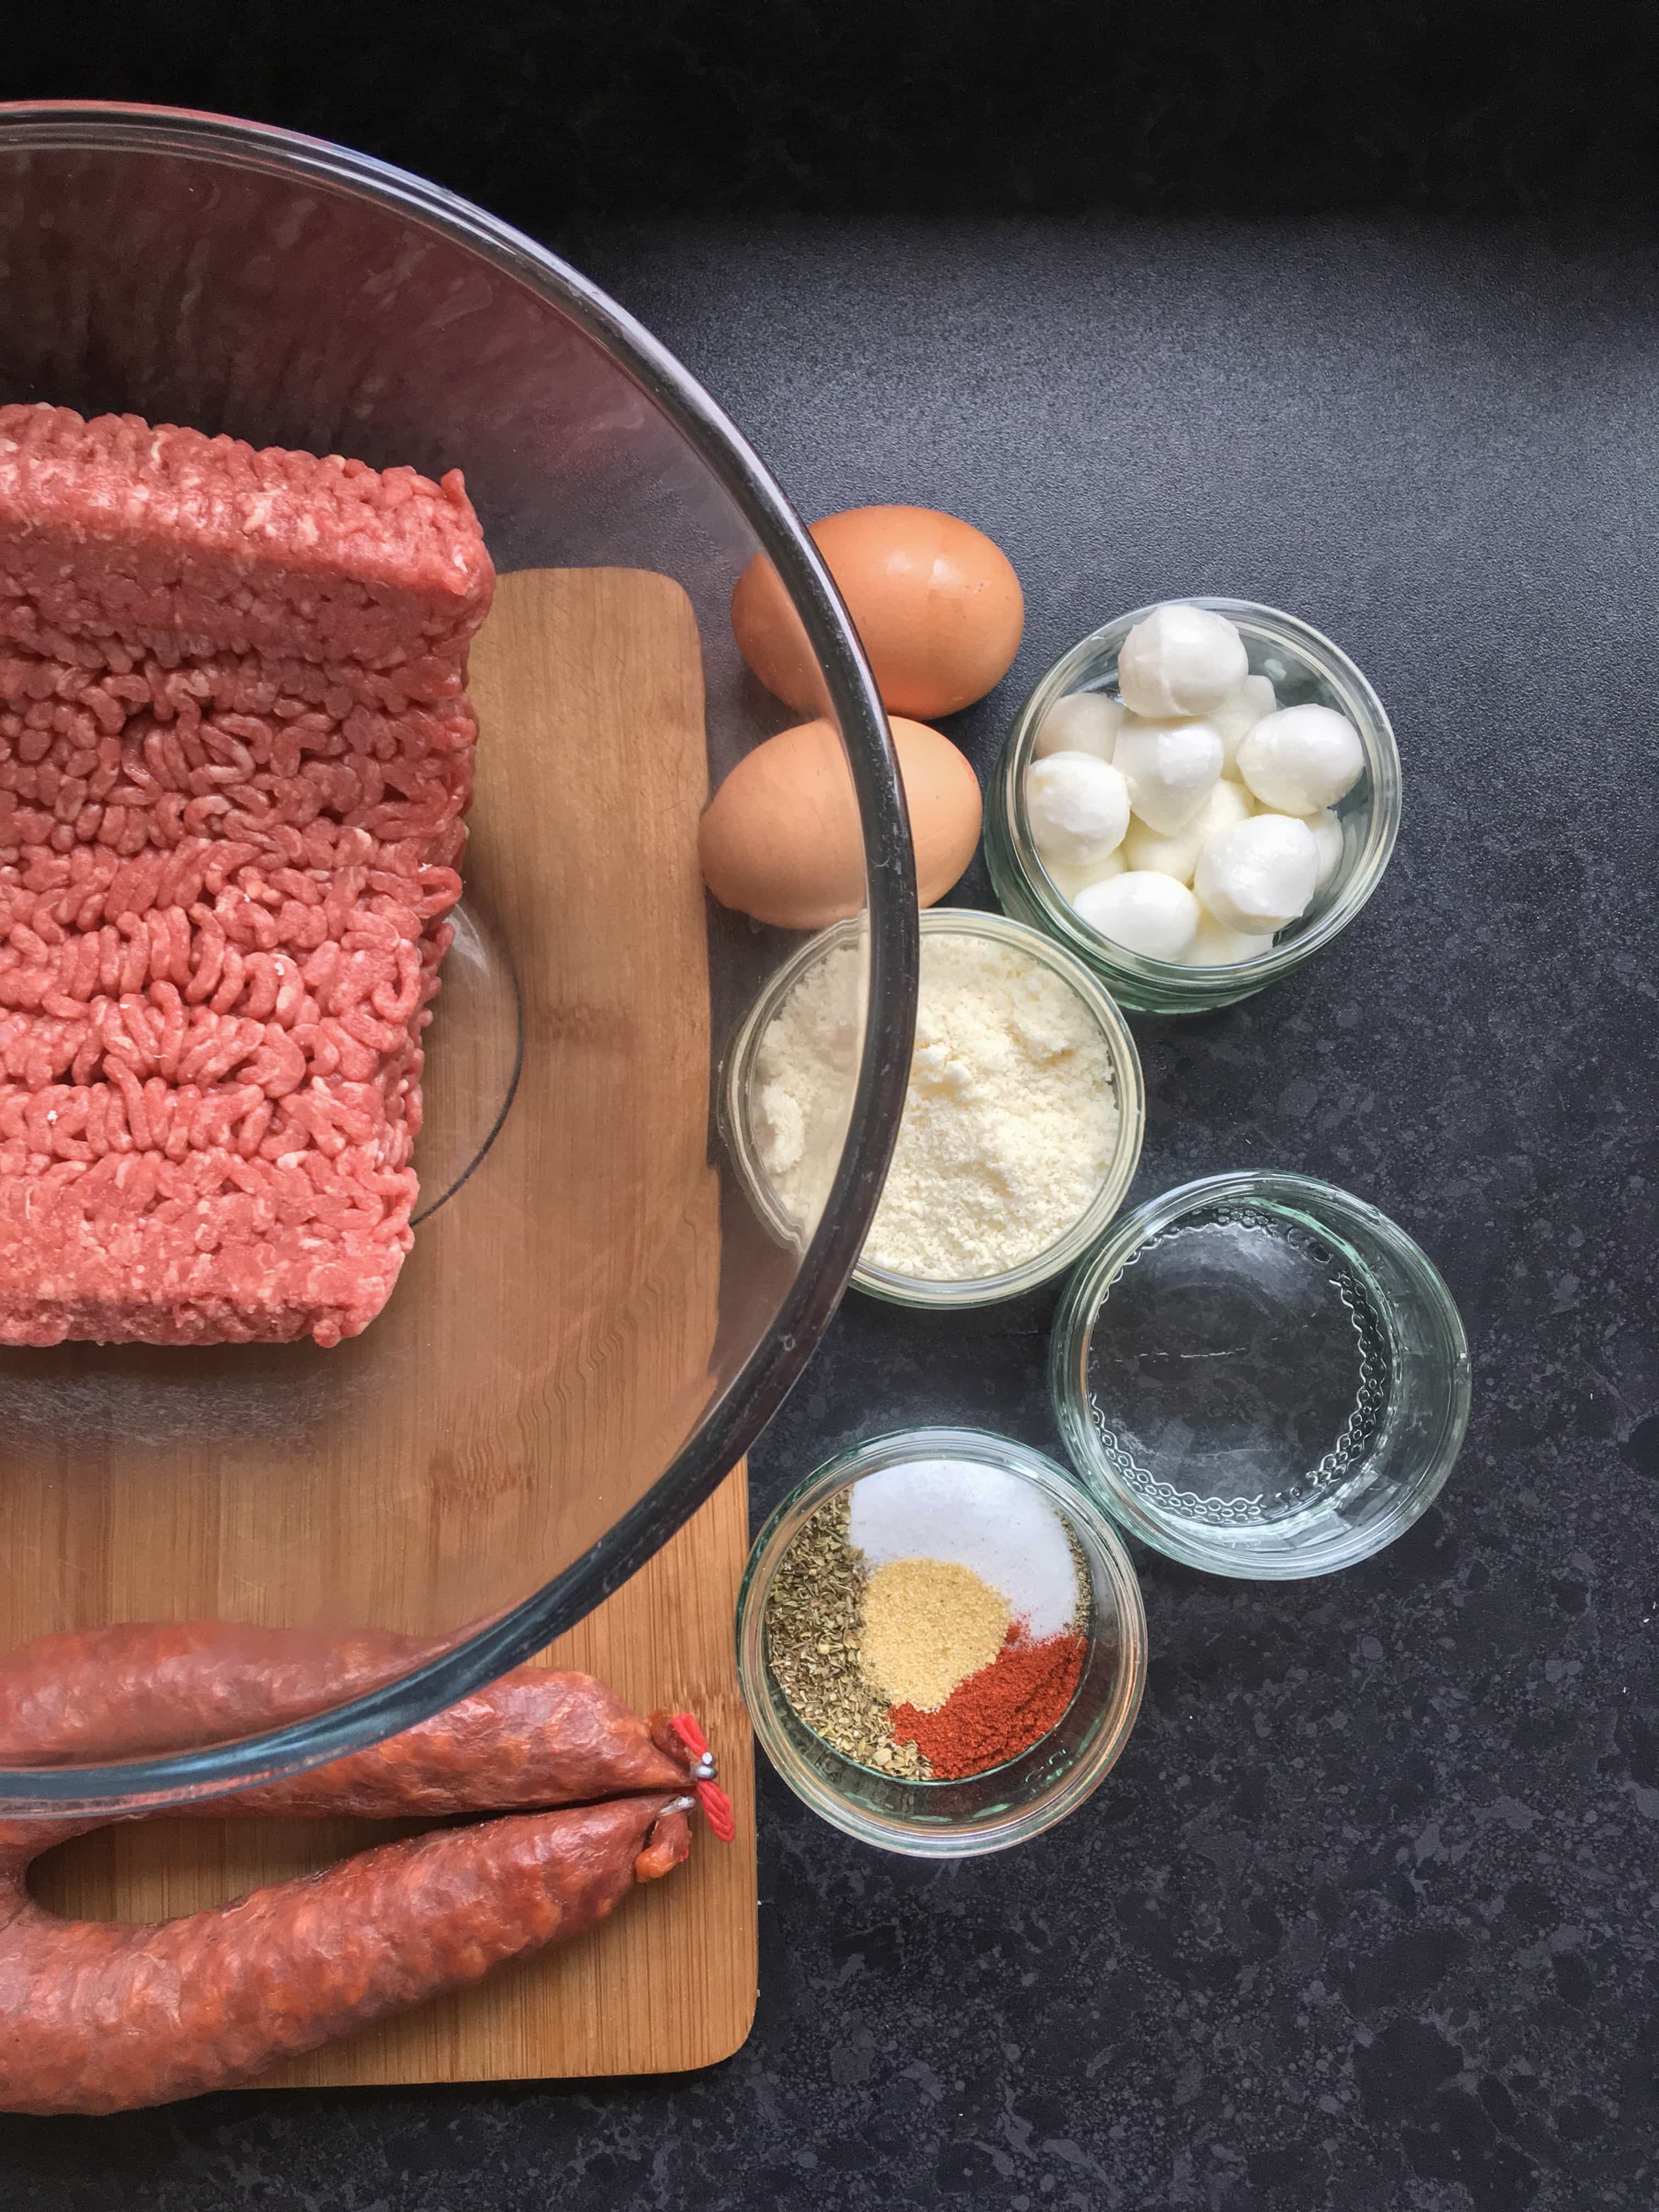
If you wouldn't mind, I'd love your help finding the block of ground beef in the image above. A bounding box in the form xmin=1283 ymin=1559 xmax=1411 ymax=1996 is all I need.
xmin=0 ymin=407 xmax=494 ymax=1347
xmin=0 ymin=404 xmax=492 ymax=680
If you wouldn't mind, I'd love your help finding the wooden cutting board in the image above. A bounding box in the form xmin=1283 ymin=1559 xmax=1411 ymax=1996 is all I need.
xmin=29 ymin=568 xmax=758 ymax=2083
xmin=37 ymin=1467 xmax=757 ymax=2084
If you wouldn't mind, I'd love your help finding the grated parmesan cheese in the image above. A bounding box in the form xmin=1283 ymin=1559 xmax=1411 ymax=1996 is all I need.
xmin=753 ymin=927 xmax=1119 ymax=1280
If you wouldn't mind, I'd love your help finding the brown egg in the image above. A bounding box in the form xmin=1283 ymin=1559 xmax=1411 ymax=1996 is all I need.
xmin=731 ymin=505 xmax=1024 ymax=719
xmin=699 ymin=716 xmax=983 ymax=929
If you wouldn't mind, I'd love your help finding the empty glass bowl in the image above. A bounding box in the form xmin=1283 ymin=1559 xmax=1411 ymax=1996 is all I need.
xmin=985 ymin=599 xmax=1402 ymax=1014
xmin=0 ymin=104 xmax=916 ymax=1813
xmin=736 ymin=1427 xmax=1148 ymax=1856
xmin=1050 ymin=1172 xmax=1470 ymax=1578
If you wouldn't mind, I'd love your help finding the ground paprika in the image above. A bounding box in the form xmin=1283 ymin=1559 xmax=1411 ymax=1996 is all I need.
xmin=888 ymin=1622 xmax=1086 ymax=1780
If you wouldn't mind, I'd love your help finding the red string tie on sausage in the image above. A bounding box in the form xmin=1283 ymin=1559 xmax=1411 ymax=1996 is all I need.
xmin=669 ymin=1713 xmax=736 ymax=1842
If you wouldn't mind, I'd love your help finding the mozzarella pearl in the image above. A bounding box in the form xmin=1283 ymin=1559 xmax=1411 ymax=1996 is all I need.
xmin=1207 ymin=672 xmax=1278 ymax=772
xmin=1117 ymin=603 xmax=1249 ymax=717
xmin=1074 ymin=870 xmax=1201 ymax=961
xmin=1122 ymin=777 xmax=1253 ymax=884
xmin=1047 ymin=847 xmax=1126 ymax=901
xmin=1032 ymin=691 xmax=1123 ymax=761
xmin=1305 ymin=807 xmax=1344 ymax=893
xmin=1024 ymin=752 xmax=1131 ymax=864
xmin=1181 ymin=912 xmax=1277 ymax=967
xmin=1194 ymin=814 xmax=1320 ymax=935
xmin=1113 ymin=715 xmax=1224 ymax=834
xmin=1237 ymin=704 xmax=1364 ymax=815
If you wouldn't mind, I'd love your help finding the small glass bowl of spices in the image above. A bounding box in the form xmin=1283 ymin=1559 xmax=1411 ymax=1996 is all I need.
xmin=1051 ymin=1171 xmax=1471 ymax=1578
xmin=985 ymin=599 xmax=1402 ymax=1014
xmin=736 ymin=1426 xmax=1147 ymax=1855
xmin=723 ymin=908 xmax=1145 ymax=1306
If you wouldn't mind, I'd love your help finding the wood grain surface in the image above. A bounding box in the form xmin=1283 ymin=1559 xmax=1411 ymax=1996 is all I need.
xmin=0 ymin=566 xmax=723 ymax=1639
xmin=26 ymin=569 xmax=758 ymax=2083
xmin=35 ymin=1468 xmax=758 ymax=2084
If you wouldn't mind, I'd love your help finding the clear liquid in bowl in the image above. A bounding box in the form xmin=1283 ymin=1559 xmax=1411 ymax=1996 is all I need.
xmin=1082 ymin=1206 xmax=1391 ymax=1536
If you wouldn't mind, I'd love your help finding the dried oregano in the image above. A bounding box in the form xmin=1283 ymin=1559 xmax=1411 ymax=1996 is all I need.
xmin=764 ymin=1493 xmax=930 ymax=1779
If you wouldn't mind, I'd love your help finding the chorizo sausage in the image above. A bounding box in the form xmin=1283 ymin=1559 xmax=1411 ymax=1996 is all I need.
xmin=166 ymin=1671 xmax=697 ymax=1818
xmin=0 ymin=1624 xmax=702 ymax=1805
xmin=0 ymin=1791 xmax=692 ymax=2115
xmin=0 ymin=1621 xmax=439 ymax=1763
xmin=0 ymin=1628 xmax=727 ymax=2114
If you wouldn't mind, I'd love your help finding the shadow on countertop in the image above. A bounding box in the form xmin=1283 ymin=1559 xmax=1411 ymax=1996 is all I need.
xmin=3 ymin=0 xmax=1658 ymax=232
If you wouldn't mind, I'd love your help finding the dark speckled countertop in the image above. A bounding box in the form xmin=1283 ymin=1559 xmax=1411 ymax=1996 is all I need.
xmin=8 ymin=216 xmax=1659 ymax=2212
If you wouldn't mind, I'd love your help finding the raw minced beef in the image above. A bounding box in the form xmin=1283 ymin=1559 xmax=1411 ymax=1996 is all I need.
xmin=0 ymin=404 xmax=495 ymax=1347
xmin=0 ymin=403 xmax=491 ymax=673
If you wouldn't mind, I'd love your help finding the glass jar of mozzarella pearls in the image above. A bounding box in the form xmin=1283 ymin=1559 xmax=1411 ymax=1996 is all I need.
xmin=985 ymin=600 xmax=1402 ymax=1014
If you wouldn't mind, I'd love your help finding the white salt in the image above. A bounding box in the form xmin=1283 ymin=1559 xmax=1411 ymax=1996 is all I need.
xmin=847 ymin=1460 xmax=1079 ymax=1637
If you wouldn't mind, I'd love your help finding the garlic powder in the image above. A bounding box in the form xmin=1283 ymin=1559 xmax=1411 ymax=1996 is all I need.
xmin=753 ymin=928 xmax=1119 ymax=1281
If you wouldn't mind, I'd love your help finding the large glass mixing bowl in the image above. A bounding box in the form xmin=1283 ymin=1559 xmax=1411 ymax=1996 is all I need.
xmin=0 ymin=104 xmax=917 ymax=1814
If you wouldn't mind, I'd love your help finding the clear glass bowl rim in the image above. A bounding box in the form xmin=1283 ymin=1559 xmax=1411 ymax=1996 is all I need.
xmin=991 ymin=597 xmax=1403 ymax=998
xmin=0 ymin=99 xmax=919 ymax=1813
xmin=1049 ymin=1169 xmax=1472 ymax=1578
xmin=735 ymin=1425 xmax=1149 ymax=1856
xmin=722 ymin=906 xmax=1147 ymax=1309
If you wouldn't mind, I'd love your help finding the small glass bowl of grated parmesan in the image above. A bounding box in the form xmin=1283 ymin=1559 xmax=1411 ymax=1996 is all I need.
xmin=723 ymin=908 xmax=1145 ymax=1306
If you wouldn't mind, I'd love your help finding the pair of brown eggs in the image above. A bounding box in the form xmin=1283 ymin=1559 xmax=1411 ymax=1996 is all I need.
xmin=699 ymin=505 xmax=1024 ymax=928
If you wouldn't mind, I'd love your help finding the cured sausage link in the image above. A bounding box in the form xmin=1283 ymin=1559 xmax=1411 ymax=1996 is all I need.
xmin=0 ymin=1792 xmax=690 ymax=2115
xmin=0 ymin=1625 xmax=699 ymax=1805
xmin=0 ymin=1622 xmax=441 ymax=1763
xmin=166 ymin=1670 xmax=694 ymax=1818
